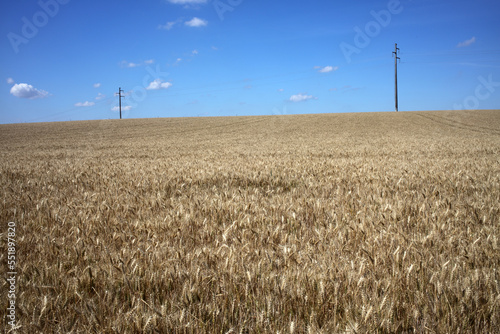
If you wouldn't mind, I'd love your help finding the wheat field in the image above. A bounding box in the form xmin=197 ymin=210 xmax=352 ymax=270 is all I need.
xmin=1 ymin=110 xmax=499 ymax=333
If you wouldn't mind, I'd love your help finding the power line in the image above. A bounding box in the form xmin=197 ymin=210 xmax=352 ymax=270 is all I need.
xmin=24 ymin=95 xmax=116 ymax=123
xmin=401 ymin=49 xmax=500 ymax=57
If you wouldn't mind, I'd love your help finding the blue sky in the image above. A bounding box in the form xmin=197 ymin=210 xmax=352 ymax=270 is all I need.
xmin=1 ymin=0 xmax=499 ymax=123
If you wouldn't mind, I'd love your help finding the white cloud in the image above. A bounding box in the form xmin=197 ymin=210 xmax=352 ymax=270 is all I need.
xmin=10 ymin=83 xmax=49 ymax=99
xmin=120 ymin=60 xmax=154 ymax=68
xmin=158 ymin=21 xmax=177 ymax=30
xmin=278 ymin=89 xmax=284 ymax=92
xmin=120 ymin=61 xmax=140 ymax=68
xmin=146 ymin=79 xmax=173 ymax=90
xmin=457 ymin=37 xmax=476 ymax=48
xmin=93 ymin=83 xmax=101 ymax=88
xmin=7 ymin=78 xmax=14 ymax=84
xmin=167 ymin=0 xmax=207 ymax=4
xmin=95 ymin=93 xmax=106 ymax=100
xmin=192 ymin=49 xmax=199 ymax=55
xmin=185 ymin=17 xmax=207 ymax=27
xmin=111 ymin=106 xmax=132 ymax=112
xmin=289 ymin=93 xmax=317 ymax=103
xmin=318 ymin=66 xmax=339 ymax=73
xmin=75 ymin=101 xmax=95 ymax=107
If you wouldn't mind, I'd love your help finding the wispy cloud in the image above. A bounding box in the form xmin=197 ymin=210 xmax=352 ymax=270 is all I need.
xmin=318 ymin=66 xmax=339 ymax=73
xmin=10 ymin=83 xmax=49 ymax=99
xmin=95 ymin=93 xmax=106 ymax=100
xmin=75 ymin=101 xmax=95 ymax=107
xmin=111 ymin=106 xmax=132 ymax=112
xmin=457 ymin=37 xmax=476 ymax=48
xmin=121 ymin=61 xmax=140 ymax=68
xmin=289 ymin=93 xmax=317 ymax=103
xmin=158 ymin=21 xmax=178 ymax=30
xmin=7 ymin=77 xmax=14 ymax=84
xmin=160 ymin=17 xmax=206 ymax=30
xmin=120 ymin=59 xmax=155 ymax=68
xmin=146 ymin=79 xmax=173 ymax=90
xmin=185 ymin=17 xmax=208 ymax=27
xmin=330 ymin=85 xmax=362 ymax=93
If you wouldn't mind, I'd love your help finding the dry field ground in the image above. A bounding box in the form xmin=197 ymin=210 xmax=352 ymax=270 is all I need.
xmin=1 ymin=110 xmax=500 ymax=333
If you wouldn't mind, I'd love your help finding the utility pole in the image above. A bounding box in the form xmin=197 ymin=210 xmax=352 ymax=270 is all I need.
xmin=392 ymin=43 xmax=400 ymax=112
xmin=117 ymin=87 xmax=124 ymax=119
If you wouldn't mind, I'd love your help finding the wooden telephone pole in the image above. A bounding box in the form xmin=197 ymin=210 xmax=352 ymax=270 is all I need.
xmin=117 ymin=87 xmax=124 ymax=119
xmin=392 ymin=44 xmax=400 ymax=112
